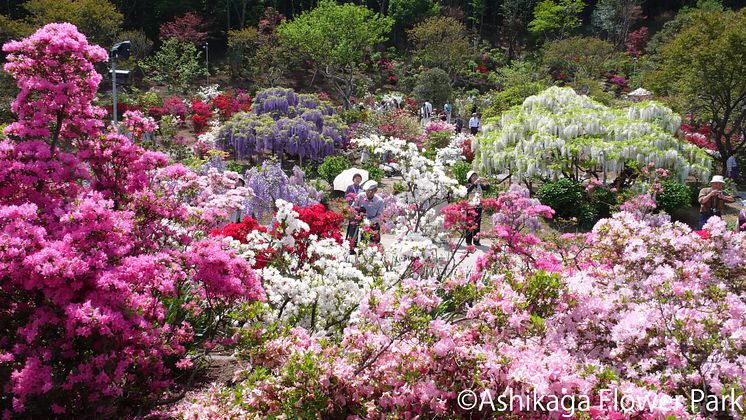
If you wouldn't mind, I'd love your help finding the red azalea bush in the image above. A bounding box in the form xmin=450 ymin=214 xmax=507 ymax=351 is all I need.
xmin=0 ymin=24 xmax=265 ymax=416
xmin=211 ymin=91 xmax=252 ymax=121
xmin=190 ymin=99 xmax=212 ymax=133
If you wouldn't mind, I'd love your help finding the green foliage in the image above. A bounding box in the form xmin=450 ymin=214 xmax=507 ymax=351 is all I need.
xmin=278 ymin=0 xmax=393 ymax=107
xmin=483 ymin=60 xmax=551 ymax=119
xmin=318 ymin=155 xmax=351 ymax=185
xmin=422 ymin=129 xmax=452 ymax=159
xmin=388 ymin=0 xmax=439 ymax=37
xmin=21 ymin=0 xmax=123 ymax=46
xmin=645 ymin=8 xmax=746 ymax=168
xmin=360 ymin=162 xmax=384 ymax=182
xmin=528 ymin=0 xmax=586 ymax=40
xmin=227 ymin=27 xmax=259 ymax=82
xmin=542 ymin=36 xmax=616 ymax=80
xmin=452 ymin=161 xmax=473 ymax=185
xmin=656 ymin=181 xmax=694 ymax=214
xmin=117 ymin=29 xmax=153 ymax=64
xmin=537 ymin=178 xmax=613 ymax=228
xmin=412 ymin=68 xmax=452 ymax=110
xmin=407 ymin=16 xmax=471 ymax=76
xmin=590 ymin=0 xmax=644 ymax=48
xmin=140 ymin=38 xmax=207 ymax=93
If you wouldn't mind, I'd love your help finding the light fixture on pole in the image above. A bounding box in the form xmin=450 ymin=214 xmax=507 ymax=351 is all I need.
xmin=110 ymin=41 xmax=131 ymax=130
xmin=204 ymin=42 xmax=209 ymax=84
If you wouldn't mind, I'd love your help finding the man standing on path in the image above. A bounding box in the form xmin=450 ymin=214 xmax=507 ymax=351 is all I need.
xmin=698 ymin=175 xmax=735 ymax=229
xmin=469 ymin=113 xmax=480 ymax=135
xmin=444 ymin=102 xmax=452 ymax=124
xmin=353 ymin=180 xmax=384 ymax=247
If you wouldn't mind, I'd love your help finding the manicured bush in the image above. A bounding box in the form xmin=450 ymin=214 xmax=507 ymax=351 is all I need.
xmin=318 ymin=155 xmax=351 ymax=185
xmin=657 ymin=180 xmax=694 ymax=214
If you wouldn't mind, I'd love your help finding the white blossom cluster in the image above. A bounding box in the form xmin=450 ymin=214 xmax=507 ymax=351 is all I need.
xmin=475 ymin=86 xmax=712 ymax=182
xmin=435 ymin=133 xmax=470 ymax=166
xmin=195 ymin=84 xmax=221 ymax=102
xmin=273 ymin=199 xmax=309 ymax=247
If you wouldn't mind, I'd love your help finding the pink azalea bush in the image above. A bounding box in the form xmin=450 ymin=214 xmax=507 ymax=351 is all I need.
xmin=123 ymin=109 xmax=158 ymax=140
xmin=0 ymin=25 xmax=265 ymax=416
xmin=3 ymin=23 xmax=107 ymax=152
xmin=173 ymin=184 xmax=746 ymax=419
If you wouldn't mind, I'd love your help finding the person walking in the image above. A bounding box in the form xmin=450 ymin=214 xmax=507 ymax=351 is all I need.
xmin=469 ymin=113 xmax=480 ymax=135
xmin=698 ymin=175 xmax=735 ymax=229
xmin=727 ymin=150 xmax=739 ymax=182
xmin=465 ymin=171 xmax=488 ymax=246
xmin=454 ymin=117 xmax=463 ymax=134
xmin=444 ymin=102 xmax=453 ymax=124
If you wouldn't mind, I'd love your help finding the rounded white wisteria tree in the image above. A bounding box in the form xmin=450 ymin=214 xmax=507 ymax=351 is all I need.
xmin=473 ymin=87 xmax=712 ymax=183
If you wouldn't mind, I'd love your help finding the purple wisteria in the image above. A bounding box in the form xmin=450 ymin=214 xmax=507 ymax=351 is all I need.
xmin=217 ymin=87 xmax=348 ymax=162
xmin=242 ymin=160 xmax=322 ymax=220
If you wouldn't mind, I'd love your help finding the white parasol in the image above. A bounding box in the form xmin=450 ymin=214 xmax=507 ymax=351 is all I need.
xmin=333 ymin=168 xmax=369 ymax=192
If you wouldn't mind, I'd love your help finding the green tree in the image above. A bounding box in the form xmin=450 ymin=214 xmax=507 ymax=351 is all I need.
xmin=388 ymin=0 xmax=439 ymax=42
xmin=412 ymin=68 xmax=452 ymax=110
xmin=140 ymin=38 xmax=207 ymax=93
xmin=22 ymin=0 xmax=123 ymax=46
xmin=646 ymin=8 xmax=746 ymax=174
xmin=227 ymin=27 xmax=259 ymax=82
xmin=591 ymin=0 xmax=644 ymax=49
xmin=528 ymin=0 xmax=585 ymax=40
xmin=483 ymin=60 xmax=551 ymax=119
xmin=542 ymin=36 xmax=616 ymax=80
xmin=278 ymin=0 xmax=393 ymax=108
xmin=407 ymin=16 xmax=471 ymax=77
xmin=501 ymin=0 xmax=539 ymax=59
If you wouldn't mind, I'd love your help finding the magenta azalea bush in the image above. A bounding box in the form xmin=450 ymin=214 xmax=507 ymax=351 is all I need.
xmin=0 ymin=24 xmax=265 ymax=416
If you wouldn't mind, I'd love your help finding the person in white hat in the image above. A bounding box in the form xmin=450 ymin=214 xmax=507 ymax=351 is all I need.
xmin=465 ymin=170 xmax=489 ymax=246
xmin=698 ymin=175 xmax=735 ymax=229
xmin=351 ymin=180 xmax=384 ymax=248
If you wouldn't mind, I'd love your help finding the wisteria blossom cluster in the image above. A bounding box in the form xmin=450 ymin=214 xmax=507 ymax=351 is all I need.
xmin=217 ymin=87 xmax=348 ymax=163
xmin=475 ymin=86 xmax=712 ymax=182
xmin=241 ymin=160 xmax=322 ymax=221
xmin=174 ymin=184 xmax=746 ymax=418
xmin=0 ymin=26 xmax=265 ymax=416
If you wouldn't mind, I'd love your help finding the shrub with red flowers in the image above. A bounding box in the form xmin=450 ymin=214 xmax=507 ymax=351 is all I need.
xmin=190 ymin=99 xmax=213 ymax=133
xmin=0 ymin=25 xmax=265 ymax=417
xmin=163 ymin=96 xmax=188 ymax=120
xmin=211 ymin=91 xmax=252 ymax=121
xmin=681 ymin=114 xmax=717 ymax=151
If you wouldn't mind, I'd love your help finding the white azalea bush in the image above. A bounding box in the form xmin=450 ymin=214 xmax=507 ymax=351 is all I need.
xmin=474 ymin=86 xmax=712 ymax=182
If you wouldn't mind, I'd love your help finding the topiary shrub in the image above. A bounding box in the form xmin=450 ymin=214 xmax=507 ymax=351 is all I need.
xmin=537 ymin=178 xmax=615 ymax=228
xmin=657 ymin=181 xmax=694 ymax=214
xmin=318 ymin=155 xmax=351 ymax=185
xmin=412 ymin=67 xmax=452 ymax=110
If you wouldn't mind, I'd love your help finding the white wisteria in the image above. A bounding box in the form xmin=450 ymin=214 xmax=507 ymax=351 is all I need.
xmin=474 ymin=87 xmax=712 ymax=182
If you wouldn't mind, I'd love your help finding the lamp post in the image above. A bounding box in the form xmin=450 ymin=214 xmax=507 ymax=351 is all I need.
xmin=204 ymin=42 xmax=209 ymax=85
xmin=110 ymin=41 xmax=131 ymax=130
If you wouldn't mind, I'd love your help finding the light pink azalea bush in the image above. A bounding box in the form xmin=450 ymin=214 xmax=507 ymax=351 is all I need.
xmin=0 ymin=24 xmax=265 ymax=416
xmin=173 ymin=184 xmax=746 ymax=419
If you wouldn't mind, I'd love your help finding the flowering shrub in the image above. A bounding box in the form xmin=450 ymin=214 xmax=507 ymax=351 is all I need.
xmin=3 ymin=23 xmax=107 ymax=151
xmin=174 ymin=185 xmax=746 ymax=419
xmin=163 ymin=96 xmax=189 ymax=120
xmin=211 ymin=90 xmax=252 ymax=121
xmin=190 ymin=99 xmax=213 ymax=134
xmin=0 ymin=26 xmax=265 ymax=416
xmin=217 ymin=87 xmax=348 ymax=163
xmin=241 ymin=160 xmax=322 ymax=221
xmin=123 ymin=110 xmax=158 ymax=140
